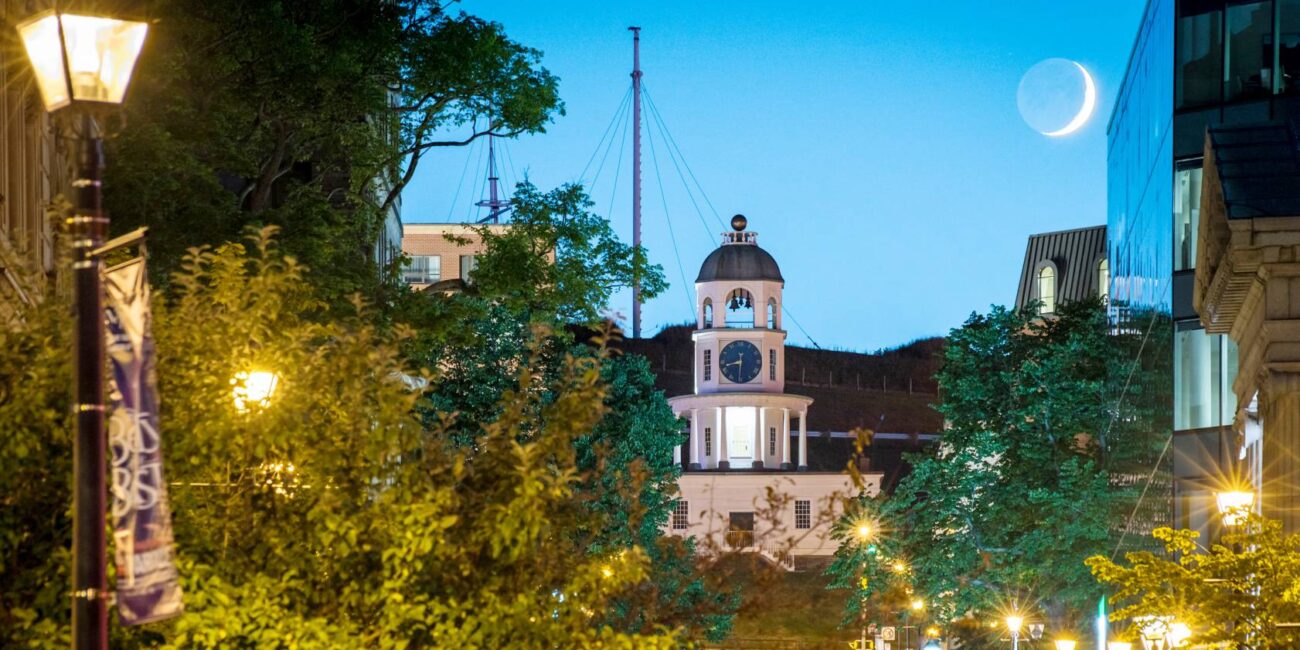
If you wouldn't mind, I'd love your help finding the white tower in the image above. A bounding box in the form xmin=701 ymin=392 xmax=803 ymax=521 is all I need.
xmin=669 ymin=215 xmax=813 ymax=471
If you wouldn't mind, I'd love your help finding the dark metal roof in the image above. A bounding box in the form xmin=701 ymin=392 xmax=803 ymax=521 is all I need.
xmin=696 ymin=244 xmax=784 ymax=283
xmin=1208 ymin=121 xmax=1300 ymax=219
xmin=1014 ymin=225 xmax=1107 ymax=310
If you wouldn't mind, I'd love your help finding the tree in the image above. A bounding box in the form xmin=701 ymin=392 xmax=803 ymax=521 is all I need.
xmin=827 ymin=299 xmax=1168 ymax=646
xmin=1087 ymin=515 xmax=1300 ymax=649
xmin=106 ymin=0 xmax=562 ymax=301
xmin=466 ymin=182 xmax=666 ymax=327
xmin=1 ymin=229 xmax=682 ymax=648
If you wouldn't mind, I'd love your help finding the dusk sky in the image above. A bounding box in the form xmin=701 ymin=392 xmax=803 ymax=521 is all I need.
xmin=402 ymin=1 xmax=1146 ymax=351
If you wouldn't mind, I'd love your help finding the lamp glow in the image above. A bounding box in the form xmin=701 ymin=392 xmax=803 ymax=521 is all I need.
xmin=855 ymin=522 xmax=872 ymax=540
xmin=1216 ymin=490 xmax=1255 ymax=526
xmin=1107 ymin=644 xmax=1133 ymax=650
xmin=16 ymin=11 xmax=148 ymax=111
xmin=911 ymin=598 xmax=925 ymax=611
xmin=1167 ymin=622 xmax=1191 ymax=647
xmin=1054 ymin=640 xmax=1077 ymax=650
xmin=232 ymin=370 xmax=280 ymax=412
xmin=1006 ymin=615 xmax=1023 ymax=634
xmin=892 ymin=560 xmax=909 ymax=573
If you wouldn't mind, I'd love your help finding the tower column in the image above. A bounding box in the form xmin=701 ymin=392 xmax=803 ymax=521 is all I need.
xmin=797 ymin=410 xmax=808 ymax=472
xmin=754 ymin=407 xmax=766 ymax=469
xmin=781 ymin=408 xmax=792 ymax=470
xmin=688 ymin=408 xmax=701 ymax=470
xmin=718 ymin=407 xmax=730 ymax=470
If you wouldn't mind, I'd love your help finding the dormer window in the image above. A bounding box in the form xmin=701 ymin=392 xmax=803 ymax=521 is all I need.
xmin=1037 ymin=265 xmax=1056 ymax=315
xmin=1098 ymin=258 xmax=1109 ymax=301
xmin=726 ymin=289 xmax=754 ymax=328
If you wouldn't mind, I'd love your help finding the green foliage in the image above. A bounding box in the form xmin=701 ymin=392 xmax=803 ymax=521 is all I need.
xmin=2 ymin=230 xmax=682 ymax=648
xmin=467 ymin=182 xmax=667 ymax=327
xmin=826 ymin=300 xmax=1169 ymax=645
xmin=106 ymin=0 xmax=562 ymax=304
xmin=1088 ymin=515 xmax=1300 ymax=648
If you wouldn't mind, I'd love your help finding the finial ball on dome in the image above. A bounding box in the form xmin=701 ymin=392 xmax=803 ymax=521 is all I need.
xmin=730 ymin=214 xmax=748 ymax=231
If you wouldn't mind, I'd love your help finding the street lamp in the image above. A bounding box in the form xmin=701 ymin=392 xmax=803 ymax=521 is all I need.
xmin=1216 ymin=490 xmax=1255 ymax=527
xmin=1054 ymin=640 xmax=1077 ymax=650
xmin=912 ymin=598 xmax=926 ymax=611
xmin=232 ymin=370 xmax=281 ymax=412
xmin=1007 ymin=614 xmax=1024 ymax=650
xmin=17 ymin=11 xmax=148 ymax=112
xmin=16 ymin=9 xmax=147 ymax=650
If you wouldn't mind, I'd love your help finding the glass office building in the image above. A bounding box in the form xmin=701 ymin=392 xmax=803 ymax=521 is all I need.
xmin=1108 ymin=0 xmax=1300 ymax=541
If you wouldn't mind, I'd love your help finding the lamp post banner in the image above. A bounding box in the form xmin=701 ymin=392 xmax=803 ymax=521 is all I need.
xmin=103 ymin=257 xmax=183 ymax=625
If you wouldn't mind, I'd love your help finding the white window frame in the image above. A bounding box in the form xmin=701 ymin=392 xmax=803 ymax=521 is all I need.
xmin=795 ymin=500 xmax=811 ymax=529
xmin=672 ymin=500 xmax=689 ymax=530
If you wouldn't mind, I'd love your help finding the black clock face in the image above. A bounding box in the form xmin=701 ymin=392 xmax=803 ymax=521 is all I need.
xmin=719 ymin=340 xmax=762 ymax=383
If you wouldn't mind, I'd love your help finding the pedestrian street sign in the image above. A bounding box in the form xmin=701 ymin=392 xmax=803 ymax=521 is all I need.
xmin=882 ymin=626 xmax=896 ymax=640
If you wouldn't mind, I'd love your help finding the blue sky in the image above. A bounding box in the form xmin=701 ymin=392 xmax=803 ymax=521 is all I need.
xmin=402 ymin=1 xmax=1145 ymax=351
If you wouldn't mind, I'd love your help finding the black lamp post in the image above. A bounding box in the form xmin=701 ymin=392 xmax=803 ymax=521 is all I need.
xmin=15 ymin=10 xmax=147 ymax=650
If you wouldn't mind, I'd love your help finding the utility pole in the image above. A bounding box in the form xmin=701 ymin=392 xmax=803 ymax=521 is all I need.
xmin=629 ymin=26 xmax=643 ymax=338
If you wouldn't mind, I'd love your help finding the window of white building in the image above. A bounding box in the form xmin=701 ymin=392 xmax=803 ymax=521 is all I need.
xmin=672 ymin=500 xmax=689 ymax=530
xmin=769 ymin=349 xmax=776 ymax=380
xmin=703 ymin=349 xmax=712 ymax=381
xmin=704 ymin=427 xmax=712 ymax=456
xmin=726 ymin=407 xmax=755 ymax=459
xmin=768 ymin=427 xmax=777 ymax=456
xmin=795 ymin=500 xmax=811 ymax=529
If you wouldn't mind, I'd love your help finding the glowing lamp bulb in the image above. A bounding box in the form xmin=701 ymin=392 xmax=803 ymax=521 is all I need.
xmin=1006 ymin=615 xmax=1023 ymax=634
xmin=1216 ymin=490 xmax=1255 ymax=526
xmin=855 ymin=523 xmax=872 ymax=540
xmin=16 ymin=11 xmax=148 ymax=111
xmin=232 ymin=370 xmax=279 ymax=412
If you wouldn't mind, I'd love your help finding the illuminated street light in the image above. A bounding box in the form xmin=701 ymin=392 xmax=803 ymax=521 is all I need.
xmin=1167 ymin=622 xmax=1191 ymax=648
xmin=17 ymin=10 xmax=148 ymax=650
xmin=855 ymin=522 xmax=872 ymax=541
xmin=1107 ymin=644 xmax=1133 ymax=650
xmin=1216 ymin=490 xmax=1255 ymax=527
xmin=911 ymin=598 xmax=925 ymax=611
xmin=232 ymin=370 xmax=280 ymax=412
xmin=1007 ymin=615 xmax=1024 ymax=650
xmin=16 ymin=11 xmax=148 ymax=112
xmin=1054 ymin=640 xmax=1077 ymax=650
xmin=892 ymin=560 xmax=909 ymax=573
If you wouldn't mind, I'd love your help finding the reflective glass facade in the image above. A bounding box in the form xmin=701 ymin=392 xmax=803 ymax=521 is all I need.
xmin=1108 ymin=0 xmax=1300 ymax=548
xmin=1109 ymin=0 xmax=1175 ymax=315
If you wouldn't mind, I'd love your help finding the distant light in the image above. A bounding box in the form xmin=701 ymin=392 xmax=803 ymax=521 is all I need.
xmin=892 ymin=560 xmax=909 ymax=573
xmin=16 ymin=11 xmax=148 ymax=112
xmin=911 ymin=598 xmax=925 ymax=611
xmin=1216 ymin=490 xmax=1255 ymax=526
xmin=1168 ymin=622 xmax=1191 ymax=647
xmin=232 ymin=370 xmax=280 ymax=412
xmin=1055 ymin=640 xmax=1077 ymax=650
xmin=856 ymin=522 xmax=872 ymax=540
xmin=1006 ymin=615 xmax=1024 ymax=634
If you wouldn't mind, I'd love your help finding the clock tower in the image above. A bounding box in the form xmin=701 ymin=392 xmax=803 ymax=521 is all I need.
xmin=669 ymin=215 xmax=812 ymax=471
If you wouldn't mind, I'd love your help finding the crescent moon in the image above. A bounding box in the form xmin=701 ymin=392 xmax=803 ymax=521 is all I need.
xmin=1043 ymin=62 xmax=1095 ymax=137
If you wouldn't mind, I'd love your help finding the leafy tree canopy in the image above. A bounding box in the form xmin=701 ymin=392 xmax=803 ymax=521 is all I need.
xmin=1088 ymin=516 xmax=1300 ymax=649
xmin=106 ymin=0 xmax=562 ymax=303
xmin=1 ymin=230 xmax=685 ymax=648
xmin=827 ymin=300 xmax=1170 ymax=647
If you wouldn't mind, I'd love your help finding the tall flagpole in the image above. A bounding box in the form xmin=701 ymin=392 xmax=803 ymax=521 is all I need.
xmin=629 ymin=26 xmax=643 ymax=339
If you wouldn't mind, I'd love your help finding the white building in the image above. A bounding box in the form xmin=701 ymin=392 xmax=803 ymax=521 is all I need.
xmin=664 ymin=215 xmax=881 ymax=565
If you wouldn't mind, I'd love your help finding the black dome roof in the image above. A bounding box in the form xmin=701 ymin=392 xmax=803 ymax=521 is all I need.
xmin=696 ymin=244 xmax=784 ymax=283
